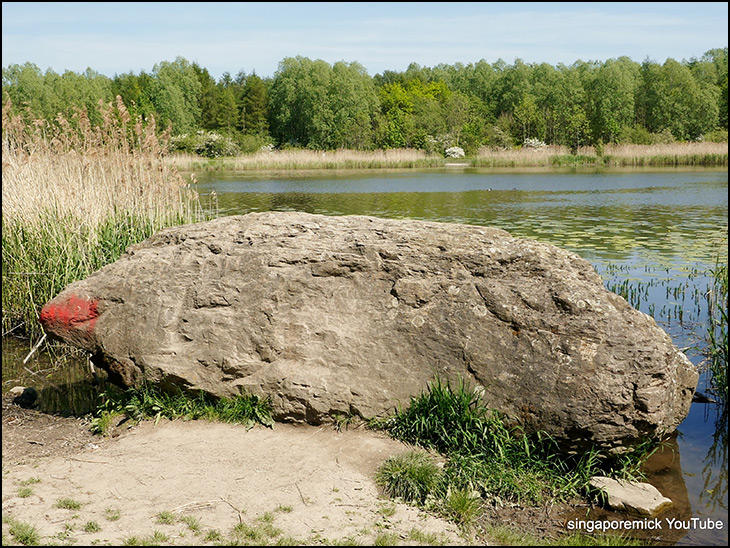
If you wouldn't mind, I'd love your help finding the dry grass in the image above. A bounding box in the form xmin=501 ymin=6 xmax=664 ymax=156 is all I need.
xmin=474 ymin=141 xmax=728 ymax=167
xmin=475 ymin=144 xmax=576 ymax=165
xmin=165 ymin=147 xmax=444 ymax=171
xmin=166 ymin=141 xmax=727 ymax=172
xmin=2 ymin=96 xmax=200 ymax=230
xmin=603 ymin=141 xmax=728 ymax=158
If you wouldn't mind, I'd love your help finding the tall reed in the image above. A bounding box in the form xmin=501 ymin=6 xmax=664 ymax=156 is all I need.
xmin=2 ymin=96 xmax=203 ymax=340
xmin=602 ymin=142 xmax=728 ymax=166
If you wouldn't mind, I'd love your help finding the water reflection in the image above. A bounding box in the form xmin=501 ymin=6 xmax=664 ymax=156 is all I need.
xmin=2 ymin=338 xmax=105 ymax=416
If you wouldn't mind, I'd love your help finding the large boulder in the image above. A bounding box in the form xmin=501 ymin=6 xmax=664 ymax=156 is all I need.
xmin=40 ymin=212 xmax=698 ymax=454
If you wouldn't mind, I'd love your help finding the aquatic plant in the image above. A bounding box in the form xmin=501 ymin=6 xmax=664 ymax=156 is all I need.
xmin=706 ymin=258 xmax=728 ymax=400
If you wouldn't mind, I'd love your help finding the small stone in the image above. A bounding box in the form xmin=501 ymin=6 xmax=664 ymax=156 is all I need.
xmin=12 ymin=387 xmax=39 ymax=409
xmin=589 ymin=476 xmax=673 ymax=517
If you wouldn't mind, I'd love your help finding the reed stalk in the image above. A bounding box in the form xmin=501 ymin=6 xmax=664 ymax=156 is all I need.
xmin=706 ymin=258 xmax=728 ymax=400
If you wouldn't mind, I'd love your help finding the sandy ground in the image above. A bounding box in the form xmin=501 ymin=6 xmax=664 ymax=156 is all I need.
xmin=2 ymin=396 xmax=480 ymax=546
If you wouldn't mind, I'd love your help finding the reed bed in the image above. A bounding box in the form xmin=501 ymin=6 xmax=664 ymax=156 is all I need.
xmin=601 ymin=141 xmax=728 ymax=166
xmin=167 ymin=141 xmax=727 ymax=172
xmin=165 ymin=147 xmax=445 ymax=171
xmin=2 ymin=97 xmax=203 ymax=340
xmin=474 ymin=144 xmax=583 ymax=167
xmin=474 ymin=141 xmax=728 ymax=167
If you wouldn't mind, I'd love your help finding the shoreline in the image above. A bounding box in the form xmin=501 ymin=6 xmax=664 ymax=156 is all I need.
xmin=163 ymin=143 xmax=728 ymax=173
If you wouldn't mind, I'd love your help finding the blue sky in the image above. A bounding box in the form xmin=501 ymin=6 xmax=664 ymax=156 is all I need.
xmin=2 ymin=2 xmax=728 ymax=80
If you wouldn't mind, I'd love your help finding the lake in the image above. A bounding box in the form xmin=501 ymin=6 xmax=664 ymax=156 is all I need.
xmin=4 ymin=166 xmax=727 ymax=545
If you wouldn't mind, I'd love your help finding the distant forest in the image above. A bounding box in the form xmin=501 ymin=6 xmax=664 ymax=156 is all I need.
xmin=2 ymin=49 xmax=728 ymax=156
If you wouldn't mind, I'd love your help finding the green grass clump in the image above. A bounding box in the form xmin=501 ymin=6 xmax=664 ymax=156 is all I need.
xmin=5 ymin=517 xmax=41 ymax=546
xmin=104 ymin=507 xmax=121 ymax=521
xmin=155 ymin=511 xmax=176 ymax=525
xmin=83 ymin=521 xmax=101 ymax=533
xmin=121 ymin=531 xmax=169 ymax=546
xmin=442 ymin=486 xmax=482 ymax=526
xmin=54 ymin=497 xmax=82 ymax=510
xmin=375 ymin=450 xmax=443 ymax=504
xmin=374 ymin=377 xmax=651 ymax=508
xmin=231 ymin=519 xmax=282 ymax=543
xmin=179 ymin=515 xmax=202 ymax=533
xmin=91 ymin=382 xmax=274 ymax=434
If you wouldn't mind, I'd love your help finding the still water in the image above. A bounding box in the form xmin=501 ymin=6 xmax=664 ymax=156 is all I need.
xmin=4 ymin=166 xmax=727 ymax=545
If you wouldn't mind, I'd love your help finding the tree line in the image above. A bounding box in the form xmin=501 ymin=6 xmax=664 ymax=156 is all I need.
xmin=2 ymin=48 xmax=727 ymax=156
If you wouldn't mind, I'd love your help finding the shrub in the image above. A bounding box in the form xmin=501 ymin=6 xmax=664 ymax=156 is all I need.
xmin=444 ymin=146 xmax=466 ymax=158
xmin=522 ymin=137 xmax=547 ymax=149
xmin=169 ymin=130 xmax=240 ymax=157
xmin=703 ymin=128 xmax=729 ymax=143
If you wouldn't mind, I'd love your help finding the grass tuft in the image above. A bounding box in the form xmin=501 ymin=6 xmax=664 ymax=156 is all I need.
xmin=706 ymin=258 xmax=728 ymax=400
xmin=91 ymin=382 xmax=274 ymax=434
xmin=54 ymin=497 xmax=82 ymax=510
xmin=375 ymin=450 xmax=443 ymax=505
xmin=6 ymin=517 xmax=41 ymax=546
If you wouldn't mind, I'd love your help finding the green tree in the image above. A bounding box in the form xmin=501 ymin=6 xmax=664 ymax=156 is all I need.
xmin=513 ymin=92 xmax=539 ymax=142
xmin=553 ymin=65 xmax=590 ymax=152
xmin=239 ymin=73 xmax=269 ymax=135
xmin=149 ymin=57 xmax=202 ymax=134
xmin=269 ymin=56 xmax=377 ymax=149
xmin=696 ymin=47 xmax=728 ymax=129
xmin=193 ymin=63 xmax=219 ymax=130
xmin=377 ymin=82 xmax=412 ymax=148
xmin=112 ymin=70 xmax=155 ymax=122
xmin=3 ymin=63 xmax=60 ymax=120
xmin=327 ymin=61 xmax=378 ymax=149
xmin=215 ymin=84 xmax=238 ymax=131
xmin=493 ymin=59 xmax=533 ymax=119
xmin=444 ymin=90 xmax=471 ymax=146
xmin=644 ymin=58 xmax=719 ymax=140
xmin=585 ymin=57 xmax=639 ymax=143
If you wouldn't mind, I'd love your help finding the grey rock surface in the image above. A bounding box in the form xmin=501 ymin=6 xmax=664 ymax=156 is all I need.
xmin=40 ymin=212 xmax=698 ymax=454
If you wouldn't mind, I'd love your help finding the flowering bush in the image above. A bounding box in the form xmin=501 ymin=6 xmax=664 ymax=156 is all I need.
xmin=523 ymin=137 xmax=547 ymax=149
xmin=170 ymin=131 xmax=240 ymax=158
xmin=444 ymin=146 xmax=465 ymax=158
